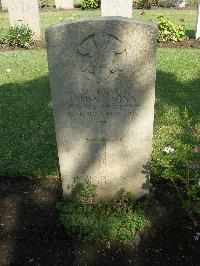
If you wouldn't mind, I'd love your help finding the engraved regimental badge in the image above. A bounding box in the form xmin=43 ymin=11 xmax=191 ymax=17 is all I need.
xmin=78 ymin=33 xmax=127 ymax=84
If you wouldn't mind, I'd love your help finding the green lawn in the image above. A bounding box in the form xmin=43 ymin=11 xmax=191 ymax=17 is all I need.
xmin=0 ymin=49 xmax=199 ymax=177
xmin=0 ymin=9 xmax=197 ymax=39
xmin=0 ymin=51 xmax=59 ymax=177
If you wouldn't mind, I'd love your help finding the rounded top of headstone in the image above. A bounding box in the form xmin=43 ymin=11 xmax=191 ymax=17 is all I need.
xmin=45 ymin=16 xmax=157 ymax=36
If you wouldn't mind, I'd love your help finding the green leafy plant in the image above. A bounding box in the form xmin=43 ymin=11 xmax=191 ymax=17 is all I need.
xmin=0 ymin=27 xmax=7 ymax=44
xmin=151 ymin=0 xmax=160 ymax=6
xmin=137 ymin=0 xmax=152 ymax=9
xmin=2 ymin=25 xmax=34 ymax=48
xmin=39 ymin=0 xmax=49 ymax=8
xmin=57 ymin=179 xmax=150 ymax=244
xmin=81 ymin=0 xmax=100 ymax=10
xmin=158 ymin=0 xmax=178 ymax=7
xmin=186 ymin=0 xmax=198 ymax=6
xmin=151 ymin=109 xmax=200 ymax=217
xmin=157 ymin=15 xmax=186 ymax=42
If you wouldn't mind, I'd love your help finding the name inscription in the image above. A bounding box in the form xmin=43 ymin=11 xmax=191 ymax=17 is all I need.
xmin=66 ymin=89 xmax=138 ymax=118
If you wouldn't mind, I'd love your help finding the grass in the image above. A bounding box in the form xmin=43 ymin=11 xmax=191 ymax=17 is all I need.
xmin=0 ymin=48 xmax=199 ymax=178
xmin=152 ymin=49 xmax=200 ymax=175
xmin=0 ymin=9 xmax=197 ymax=40
xmin=0 ymin=51 xmax=59 ymax=177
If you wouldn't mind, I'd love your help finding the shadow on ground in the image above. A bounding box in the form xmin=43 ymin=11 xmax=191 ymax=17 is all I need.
xmin=0 ymin=75 xmax=59 ymax=178
xmin=0 ymin=176 xmax=200 ymax=266
xmin=185 ymin=29 xmax=195 ymax=39
xmin=0 ymin=67 xmax=199 ymax=177
xmin=0 ymin=67 xmax=199 ymax=264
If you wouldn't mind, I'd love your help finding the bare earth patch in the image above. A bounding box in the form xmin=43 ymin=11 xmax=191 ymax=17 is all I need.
xmin=159 ymin=38 xmax=200 ymax=48
xmin=0 ymin=41 xmax=45 ymax=52
xmin=0 ymin=38 xmax=200 ymax=52
xmin=0 ymin=176 xmax=200 ymax=265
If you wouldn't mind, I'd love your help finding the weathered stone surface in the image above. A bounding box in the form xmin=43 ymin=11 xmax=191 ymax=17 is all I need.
xmin=7 ymin=0 xmax=40 ymax=39
xmin=46 ymin=17 xmax=157 ymax=199
xmin=196 ymin=2 xmax=200 ymax=39
xmin=101 ymin=0 xmax=132 ymax=18
xmin=55 ymin=0 xmax=73 ymax=9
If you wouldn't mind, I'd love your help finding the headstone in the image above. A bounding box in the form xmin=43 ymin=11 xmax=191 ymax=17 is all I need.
xmin=7 ymin=0 xmax=41 ymax=39
xmin=196 ymin=1 xmax=200 ymax=39
xmin=1 ymin=0 xmax=8 ymax=10
xmin=178 ymin=0 xmax=186 ymax=8
xmin=101 ymin=0 xmax=132 ymax=18
xmin=46 ymin=17 xmax=157 ymax=199
xmin=55 ymin=0 xmax=73 ymax=9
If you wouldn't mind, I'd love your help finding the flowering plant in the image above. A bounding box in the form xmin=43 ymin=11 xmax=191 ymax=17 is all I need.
xmin=151 ymin=109 xmax=200 ymax=217
xmin=2 ymin=25 xmax=34 ymax=48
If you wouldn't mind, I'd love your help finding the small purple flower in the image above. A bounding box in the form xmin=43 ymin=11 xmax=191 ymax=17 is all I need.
xmin=184 ymin=163 xmax=200 ymax=169
xmin=187 ymin=163 xmax=194 ymax=169
xmin=193 ymin=147 xmax=200 ymax=153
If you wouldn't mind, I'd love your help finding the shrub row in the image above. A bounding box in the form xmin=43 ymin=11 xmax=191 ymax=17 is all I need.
xmin=0 ymin=14 xmax=187 ymax=47
xmin=77 ymin=0 xmax=198 ymax=10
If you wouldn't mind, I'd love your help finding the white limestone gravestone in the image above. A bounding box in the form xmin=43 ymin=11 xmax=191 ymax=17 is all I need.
xmin=7 ymin=0 xmax=41 ymax=39
xmin=101 ymin=0 xmax=132 ymax=18
xmin=178 ymin=0 xmax=186 ymax=8
xmin=55 ymin=0 xmax=73 ymax=9
xmin=1 ymin=0 xmax=8 ymax=10
xmin=46 ymin=17 xmax=157 ymax=199
xmin=196 ymin=1 xmax=200 ymax=39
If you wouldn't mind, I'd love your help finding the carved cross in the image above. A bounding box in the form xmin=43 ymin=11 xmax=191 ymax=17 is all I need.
xmin=86 ymin=121 xmax=122 ymax=166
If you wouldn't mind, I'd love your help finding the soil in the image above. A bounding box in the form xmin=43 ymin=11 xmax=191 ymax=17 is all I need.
xmin=159 ymin=38 xmax=200 ymax=49
xmin=0 ymin=41 xmax=45 ymax=52
xmin=0 ymin=176 xmax=200 ymax=266
xmin=0 ymin=38 xmax=200 ymax=52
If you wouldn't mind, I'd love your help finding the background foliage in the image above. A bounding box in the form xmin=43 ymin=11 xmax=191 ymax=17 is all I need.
xmin=1 ymin=25 xmax=34 ymax=48
xmin=157 ymin=15 xmax=186 ymax=42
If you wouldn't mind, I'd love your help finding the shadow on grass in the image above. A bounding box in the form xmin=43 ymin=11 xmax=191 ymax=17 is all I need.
xmin=0 ymin=68 xmax=199 ymax=264
xmin=186 ymin=29 xmax=195 ymax=39
xmin=0 ymin=75 xmax=59 ymax=178
xmin=1 ymin=68 xmax=199 ymax=178
xmin=155 ymin=69 xmax=199 ymax=124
